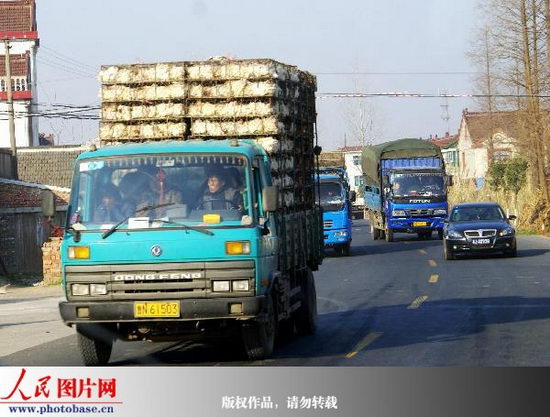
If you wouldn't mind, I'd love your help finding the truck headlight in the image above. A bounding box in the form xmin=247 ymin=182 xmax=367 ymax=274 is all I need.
xmin=225 ymin=241 xmax=250 ymax=255
xmin=232 ymin=280 xmax=249 ymax=292
xmin=433 ymin=209 xmax=447 ymax=216
xmin=71 ymin=284 xmax=90 ymax=296
xmin=68 ymin=246 xmax=90 ymax=259
xmin=90 ymin=283 xmax=107 ymax=295
xmin=334 ymin=231 xmax=348 ymax=237
xmin=391 ymin=210 xmax=406 ymax=217
xmin=213 ymin=281 xmax=230 ymax=292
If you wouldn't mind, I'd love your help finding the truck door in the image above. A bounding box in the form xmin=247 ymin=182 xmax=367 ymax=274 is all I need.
xmin=254 ymin=158 xmax=278 ymax=289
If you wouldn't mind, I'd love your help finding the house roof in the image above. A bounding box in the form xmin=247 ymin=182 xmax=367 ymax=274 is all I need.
xmin=428 ymin=134 xmax=458 ymax=148
xmin=0 ymin=178 xmax=70 ymax=209
xmin=462 ymin=110 xmax=524 ymax=146
xmin=0 ymin=0 xmax=36 ymax=32
xmin=338 ymin=145 xmax=362 ymax=152
xmin=16 ymin=146 xmax=86 ymax=188
xmin=0 ymin=53 xmax=29 ymax=77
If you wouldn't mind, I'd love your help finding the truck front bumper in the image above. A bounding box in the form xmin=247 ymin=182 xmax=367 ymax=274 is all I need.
xmin=388 ymin=217 xmax=445 ymax=232
xmin=59 ymin=296 xmax=264 ymax=325
xmin=323 ymin=228 xmax=351 ymax=246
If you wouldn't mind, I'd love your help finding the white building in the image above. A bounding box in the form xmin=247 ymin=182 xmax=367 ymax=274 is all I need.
xmin=0 ymin=0 xmax=39 ymax=148
xmin=341 ymin=146 xmax=364 ymax=206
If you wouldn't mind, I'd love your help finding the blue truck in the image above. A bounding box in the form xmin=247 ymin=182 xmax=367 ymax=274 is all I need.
xmin=318 ymin=173 xmax=354 ymax=256
xmin=362 ymin=138 xmax=451 ymax=242
xmin=47 ymin=58 xmax=323 ymax=365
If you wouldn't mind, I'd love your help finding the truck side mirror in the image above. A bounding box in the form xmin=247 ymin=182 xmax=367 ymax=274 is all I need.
xmin=448 ymin=175 xmax=454 ymax=186
xmin=262 ymin=186 xmax=279 ymax=212
xmin=508 ymin=215 xmax=517 ymax=221
xmin=350 ymin=190 xmax=357 ymax=203
xmin=41 ymin=190 xmax=56 ymax=217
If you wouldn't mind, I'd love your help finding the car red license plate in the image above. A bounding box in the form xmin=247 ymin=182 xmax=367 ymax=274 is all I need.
xmin=472 ymin=238 xmax=491 ymax=245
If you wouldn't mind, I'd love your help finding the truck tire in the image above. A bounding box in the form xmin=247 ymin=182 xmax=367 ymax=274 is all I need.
xmin=438 ymin=229 xmax=444 ymax=240
xmin=76 ymin=324 xmax=114 ymax=366
xmin=342 ymin=242 xmax=351 ymax=256
xmin=241 ymin=293 xmax=277 ymax=360
xmin=371 ymin=224 xmax=380 ymax=240
xmin=294 ymin=269 xmax=317 ymax=335
xmin=385 ymin=227 xmax=394 ymax=242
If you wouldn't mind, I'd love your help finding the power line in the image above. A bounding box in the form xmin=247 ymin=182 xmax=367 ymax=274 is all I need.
xmin=40 ymin=45 xmax=97 ymax=72
xmin=37 ymin=57 xmax=96 ymax=78
xmin=317 ymin=92 xmax=550 ymax=98
xmin=314 ymin=71 xmax=477 ymax=76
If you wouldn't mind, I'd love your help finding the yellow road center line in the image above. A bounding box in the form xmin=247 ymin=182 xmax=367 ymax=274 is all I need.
xmin=345 ymin=332 xmax=383 ymax=359
xmin=429 ymin=274 xmax=439 ymax=283
xmin=428 ymin=259 xmax=437 ymax=267
xmin=417 ymin=249 xmax=428 ymax=255
xmin=407 ymin=295 xmax=428 ymax=309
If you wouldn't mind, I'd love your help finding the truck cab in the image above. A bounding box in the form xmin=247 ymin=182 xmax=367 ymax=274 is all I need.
xmin=318 ymin=174 xmax=354 ymax=256
xmin=58 ymin=140 xmax=322 ymax=365
xmin=383 ymin=168 xmax=448 ymax=240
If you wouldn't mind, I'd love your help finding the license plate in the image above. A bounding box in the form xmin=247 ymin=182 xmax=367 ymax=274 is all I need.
xmin=413 ymin=222 xmax=428 ymax=227
xmin=134 ymin=301 xmax=180 ymax=318
xmin=472 ymin=238 xmax=491 ymax=245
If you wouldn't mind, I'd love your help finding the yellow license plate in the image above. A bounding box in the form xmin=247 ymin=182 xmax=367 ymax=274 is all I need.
xmin=413 ymin=222 xmax=428 ymax=227
xmin=134 ymin=301 xmax=180 ymax=318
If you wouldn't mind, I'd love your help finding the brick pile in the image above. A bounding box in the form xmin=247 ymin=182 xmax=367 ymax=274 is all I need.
xmin=41 ymin=237 xmax=62 ymax=285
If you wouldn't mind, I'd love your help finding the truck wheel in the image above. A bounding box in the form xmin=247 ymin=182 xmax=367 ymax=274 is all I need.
xmin=385 ymin=227 xmax=394 ymax=242
xmin=295 ymin=269 xmax=317 ymax=335
xmin=76 ymin=324 xmax=114 ymax=366
xmin=342 ymin=242 xmax=351 ymax=256
xmin=443 ymin=242 xmax=455 ymax=260
xmin=438 ymin=229 xmax=444 ymax=240
xmin=371 ymin=224 xmax=380 ymax=240
xmin=241 ymin=293 xmax=277 ymax=360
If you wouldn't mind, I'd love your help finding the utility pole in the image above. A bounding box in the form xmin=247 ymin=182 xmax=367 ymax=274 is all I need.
xmin=3 ymin=39 xmax=17 ymax=178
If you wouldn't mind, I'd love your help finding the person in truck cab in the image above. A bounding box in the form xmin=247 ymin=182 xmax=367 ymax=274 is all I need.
xmin=197 ymin=169 xmax=242 ymax=210
xmin=94 ymin=185 xmax=124 ymax=223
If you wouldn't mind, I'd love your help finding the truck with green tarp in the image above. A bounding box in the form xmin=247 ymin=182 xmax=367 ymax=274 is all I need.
xmin=362 ymin=138 xmax=451 ymax=242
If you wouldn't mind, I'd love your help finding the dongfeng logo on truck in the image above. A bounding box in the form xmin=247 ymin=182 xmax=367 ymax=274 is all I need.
xmin=114 ymin=272 xmax=203 ymax=281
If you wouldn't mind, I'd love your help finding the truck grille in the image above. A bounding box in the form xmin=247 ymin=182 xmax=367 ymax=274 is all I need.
xmin=323 ymin=220 xmax=334 ymax=228
xmin=406 ymin=209 xmax=432 ymax=217
xmin=65 ymin=261 xmax=255 ymax=301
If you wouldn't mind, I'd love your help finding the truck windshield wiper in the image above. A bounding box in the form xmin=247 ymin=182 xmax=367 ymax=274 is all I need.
xmin=101 ymin=202 xmax=175 ymax=239
xmin=151 ymin=219 xmax=214 ymax=236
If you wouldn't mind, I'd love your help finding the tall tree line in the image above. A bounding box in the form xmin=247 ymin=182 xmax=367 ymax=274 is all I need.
xmin=470 ymin=0 xmax=549 ymax=199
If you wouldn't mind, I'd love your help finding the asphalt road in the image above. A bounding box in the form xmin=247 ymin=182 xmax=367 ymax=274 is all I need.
xmin=2 ymin=220 xmax=550 ymax=366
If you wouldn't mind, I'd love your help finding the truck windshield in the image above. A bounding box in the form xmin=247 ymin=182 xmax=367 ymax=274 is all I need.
xmin=67 ymin=154 xmax=251 ymax=230
xmin=318 ymin=182 xmax=345 ymax=211
xmin=391 ymin=172 xmax=445 ymax=197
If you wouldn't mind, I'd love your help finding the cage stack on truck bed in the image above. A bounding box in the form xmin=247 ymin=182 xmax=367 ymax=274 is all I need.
xmin=55 ymin=58 xmax=323 ymax=365
xmin=99 ymin=58 xmax=317 ymax=210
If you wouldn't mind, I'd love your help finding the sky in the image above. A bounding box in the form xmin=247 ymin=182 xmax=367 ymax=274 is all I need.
xmin=35 ymin=0 xmax=480 ymax=149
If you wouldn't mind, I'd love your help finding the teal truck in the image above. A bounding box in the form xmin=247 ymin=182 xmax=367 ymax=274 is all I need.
xmin=50 ymin=58 xmax=323 ymax=365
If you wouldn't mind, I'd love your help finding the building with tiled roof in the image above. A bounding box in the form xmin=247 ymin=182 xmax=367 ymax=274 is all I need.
xmin=456 ymin=109 xmax=523 ymax=180
xmin=0 ymin=0 xmax=39 ymax=148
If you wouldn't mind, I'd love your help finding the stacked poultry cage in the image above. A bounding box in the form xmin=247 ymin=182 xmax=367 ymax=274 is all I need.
xmin=99 ymin=58 xmax=317 ymax=209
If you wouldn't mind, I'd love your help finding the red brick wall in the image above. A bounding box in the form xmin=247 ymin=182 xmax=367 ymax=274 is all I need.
xmin=41 ymin=237 xmax=62 ymax=285
xmin=0 ymin=183 xmax=69 ymax=209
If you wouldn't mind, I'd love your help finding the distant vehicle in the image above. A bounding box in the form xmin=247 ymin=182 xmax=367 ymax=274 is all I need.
xmin=443 ymin=202 xmax=517 ymax=260
xmin=362 ymin=138 xmax=451 ymax=242
xmin=317 ymin=174 xmax=354 ymax=256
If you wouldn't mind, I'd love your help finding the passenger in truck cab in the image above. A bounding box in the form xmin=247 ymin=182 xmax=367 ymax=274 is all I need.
xmin=197 ymin=169 xmax=242 ymax=211
xmin=93 ymin=185 xmax=124 ymax=223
